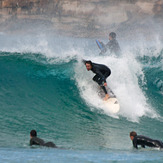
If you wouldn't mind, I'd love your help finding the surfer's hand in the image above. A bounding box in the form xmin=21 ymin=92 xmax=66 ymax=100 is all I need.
xmin=103 ymin=82 xmax=107 ymax=86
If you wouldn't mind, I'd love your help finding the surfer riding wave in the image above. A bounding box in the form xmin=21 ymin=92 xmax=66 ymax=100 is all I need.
xmin=83 ymin=60 xmax=111 ymax=101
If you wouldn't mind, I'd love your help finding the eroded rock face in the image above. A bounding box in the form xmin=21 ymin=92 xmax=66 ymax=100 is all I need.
xmin=0 ymin=0 xmax=162 ymax=37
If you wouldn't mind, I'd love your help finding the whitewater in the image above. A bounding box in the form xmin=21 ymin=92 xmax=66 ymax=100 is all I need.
xmin=0 ymin=32 xmax=163 ymax=162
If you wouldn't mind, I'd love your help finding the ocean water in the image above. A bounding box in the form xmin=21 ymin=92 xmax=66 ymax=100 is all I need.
xmin=0 ymin=33 xmax=163 ymax=162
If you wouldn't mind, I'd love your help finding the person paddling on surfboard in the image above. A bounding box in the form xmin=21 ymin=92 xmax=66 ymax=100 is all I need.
xmin=30 ymin=130 xmax=57 ymax=148
xmin=84 ymin=60 xmax=111 ymax=101
xmin=97 ymin=32 xmax=121 ymax=56
xmin=130 ymin=131 xmax=163 ymax=149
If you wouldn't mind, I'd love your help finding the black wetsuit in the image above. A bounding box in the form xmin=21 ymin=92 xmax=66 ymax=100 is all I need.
xmin=91 ymin=63 xmax=111 ymax=94
xmin=100 ymin=39 xmax=121 ymax=56
xmin=133 ymin=135 xmax=163 ymax=149
xmin=30 ymin=137 xmax=57 ymax=148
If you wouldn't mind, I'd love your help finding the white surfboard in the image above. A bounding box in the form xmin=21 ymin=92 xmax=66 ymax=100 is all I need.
xmin=103 ymin=97 xmax=120 ymax=113
xmin=98 ymin=87 xmax=120 ymax=113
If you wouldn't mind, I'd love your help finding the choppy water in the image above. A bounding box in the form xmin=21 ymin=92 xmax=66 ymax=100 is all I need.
xmin=0 ymin=33 xmax=163 ymax=162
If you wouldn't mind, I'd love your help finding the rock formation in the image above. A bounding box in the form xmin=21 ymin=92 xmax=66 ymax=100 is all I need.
xmin=0 ymin=0 xmax=162 ymax=37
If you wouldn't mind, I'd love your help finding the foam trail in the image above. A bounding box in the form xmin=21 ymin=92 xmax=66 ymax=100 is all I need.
xmin=74 ymin=52 xmax=158 ymax=122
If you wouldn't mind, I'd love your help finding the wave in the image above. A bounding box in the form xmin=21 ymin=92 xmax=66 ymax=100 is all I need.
xmin=0 ymin=47 xmax=162 ymax=122
xmin=0 ymin=33 xmax=162 ymax=149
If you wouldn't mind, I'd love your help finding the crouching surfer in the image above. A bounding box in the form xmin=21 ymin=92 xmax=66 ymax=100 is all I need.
xmin=83 ymin=60 xmax=111 ymax=101
xmin=30 ymin=130 xmax=57 ymax=148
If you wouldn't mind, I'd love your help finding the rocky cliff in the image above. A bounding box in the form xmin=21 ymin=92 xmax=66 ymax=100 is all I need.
xmin=0 ymin=0 xmax=162 ymax=37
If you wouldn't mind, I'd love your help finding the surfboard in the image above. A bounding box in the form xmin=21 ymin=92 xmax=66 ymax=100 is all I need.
xmin=98 ymin=86 xmax=120 ymax=113
xmin=96 ymin=40 xmax=103 ymax=50
xmin=96 ymin=40 xmax=106 ymax=54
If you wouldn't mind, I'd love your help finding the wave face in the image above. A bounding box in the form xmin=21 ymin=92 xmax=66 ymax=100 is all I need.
xmin=0 ymin=33 xmax=163 ymax=153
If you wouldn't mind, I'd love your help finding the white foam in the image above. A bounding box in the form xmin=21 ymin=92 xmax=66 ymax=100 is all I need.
xmin=0 ymin=33 xmax=79 ymax=63
xmin=74 ymin=51 xmax=158 ymax=122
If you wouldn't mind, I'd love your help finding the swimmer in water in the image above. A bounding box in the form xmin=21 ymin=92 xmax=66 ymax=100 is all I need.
xmin=30 ymin=130 xmax=57 ymax=148
xmin=130 ymin=131 xmax=163 ymax=149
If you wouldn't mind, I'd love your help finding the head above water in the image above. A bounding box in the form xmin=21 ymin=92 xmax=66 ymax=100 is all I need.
xmin=85 ymin=60 xmax=93 ymax=71
xmin=30 ymin=130 xmax=37 ymax=138
xmin=109 ymin=32 xmax=116 ymax=40
xmin=130 ymin=131 xmax=137 ymax=141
